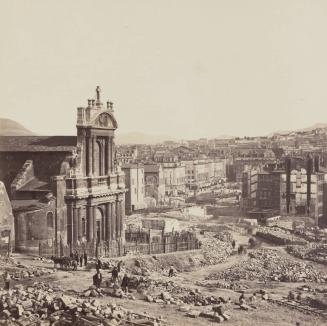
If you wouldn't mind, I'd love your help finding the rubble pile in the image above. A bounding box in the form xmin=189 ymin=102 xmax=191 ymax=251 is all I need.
xmin=195 ymin=280 xmax=249 ymax=291
xmin=214 ymin=231 xmax=233 ymax=242
xmin=137 ymin=278 xmax=223 ymax=307
xmin=206 ymin=249 xmax=327 ymax=283
xmin=286 ymin=244 xmax=327 ymax=265
xmin=0 ymin=282 xmax=156 ymax=325
xmin=82 ymin=285 xmax=136 ymax=301
xmin=201 ymin=237 xmax=233 ymax=265
xmin=256 ymin=226 xmax=307 ymax=245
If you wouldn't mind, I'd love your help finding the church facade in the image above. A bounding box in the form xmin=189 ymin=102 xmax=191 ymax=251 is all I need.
xmin=0 ymin=87 xmax=126 ymax=254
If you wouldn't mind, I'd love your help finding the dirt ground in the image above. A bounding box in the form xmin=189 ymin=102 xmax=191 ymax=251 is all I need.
xmin=9 ymin=244 xmax=327 ymax=326
xmin=5 ymin=206 xmax=327 ymax=326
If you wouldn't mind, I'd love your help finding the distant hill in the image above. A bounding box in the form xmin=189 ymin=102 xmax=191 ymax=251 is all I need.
xmin=115 ymin=132 xmax=178 ymax=145
xmin=0 ymin=118 xmax=35 ymax=136
xmin=269 ymin=122 xmax=327 ymax=136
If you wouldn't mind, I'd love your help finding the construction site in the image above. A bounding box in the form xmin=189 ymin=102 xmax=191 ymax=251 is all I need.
xmin=1 ymin=193 xmax=327 ymax=326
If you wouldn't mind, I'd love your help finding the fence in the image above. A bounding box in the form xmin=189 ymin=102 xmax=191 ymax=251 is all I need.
xmin=39 ymin=233 xmax=200 ymax=258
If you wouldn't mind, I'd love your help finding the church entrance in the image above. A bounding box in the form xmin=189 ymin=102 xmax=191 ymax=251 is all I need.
xmin=95 ymin=207 xmax=103 ymax=243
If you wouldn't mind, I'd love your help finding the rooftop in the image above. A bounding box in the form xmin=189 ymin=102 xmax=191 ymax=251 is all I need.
xmin=0 ymin=136 xmax=77 ymax=152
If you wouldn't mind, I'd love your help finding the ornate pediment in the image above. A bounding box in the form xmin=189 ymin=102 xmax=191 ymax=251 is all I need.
xmin=94 ymin=113 xmax=117 ymax=129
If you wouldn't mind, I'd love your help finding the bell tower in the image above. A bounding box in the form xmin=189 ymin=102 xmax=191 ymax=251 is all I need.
xmin=65 ymin=87 xmax=126 ymax=251
xmin=76 ymin=86 xmax=118 ymax=177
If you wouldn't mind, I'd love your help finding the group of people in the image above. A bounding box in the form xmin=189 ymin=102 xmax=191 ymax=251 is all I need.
xmin=93 ymin=260 xmax=130 ymax=294
xmin=238 ymin=290 xmax=269 ymax=310
xmin=70 ymin=251 xmax=88 ymax=270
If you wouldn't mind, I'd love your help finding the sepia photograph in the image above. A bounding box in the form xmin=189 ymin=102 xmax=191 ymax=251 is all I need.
xmin=0 ymin=1 xmax=327 ymax=325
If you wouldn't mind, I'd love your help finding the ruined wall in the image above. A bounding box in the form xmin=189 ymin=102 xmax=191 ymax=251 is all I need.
xmin=0 ymin=152 xmax=72 ymax=196
xmin=14 ymin=200 xmax=56 ymax=253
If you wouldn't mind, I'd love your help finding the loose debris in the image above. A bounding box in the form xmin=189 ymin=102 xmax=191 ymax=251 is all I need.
xmin=286 ymin=244 xmax=327 ymax=265
xmin=206 ymin=248 xmax=327 ymax=283
xmin=0 ymin=282 xmax=165 ymax=325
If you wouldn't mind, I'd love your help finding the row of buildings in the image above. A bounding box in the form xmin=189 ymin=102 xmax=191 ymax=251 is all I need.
xmin=241 ymin=155 xmax=327 ymax=226
xmin=121 ymin=158 xmax=226 ymax=214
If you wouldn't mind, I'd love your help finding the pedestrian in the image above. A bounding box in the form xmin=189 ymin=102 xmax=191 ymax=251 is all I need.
xmin=239 ymin=291 xmax=245 ymax=303
xmin=168 ymin=266 xmax=174 ymax=277
xmin=96 ymin=258 xmax=102 ymax=270
xmin=117 ymin=260 xmax=123 ymax=273
xmin=232 ymin=240 xmax=236 ymax=249
xmin=112 ymin=266 xmax=118 ymax=283
xmin=3 ymin=272 xmax=11 ymax=290
xmin=72 ymin=259 xmax=78 ymax=271
xmin=79 ymin=254 xmax=83 ymax=267
xmin=93 ymin=270 xmax=102 ymax=289
xmin=121 ymin=273 xmax=130 ymax=293
xmin=74 ymin=251 xmax=79 ymax=262
xmin=84 ymin=251 xmax=87 ymax=266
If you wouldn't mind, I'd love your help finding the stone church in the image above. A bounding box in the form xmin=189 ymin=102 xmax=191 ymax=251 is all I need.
xmin=0 ymin=87 xmax=126 ymax=254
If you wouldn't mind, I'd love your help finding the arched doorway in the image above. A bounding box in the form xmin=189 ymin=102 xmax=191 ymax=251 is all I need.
xmin=95 ymin=207 xmax=103 ymax=243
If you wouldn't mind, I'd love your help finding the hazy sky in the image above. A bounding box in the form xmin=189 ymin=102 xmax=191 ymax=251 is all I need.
xmin=1 ymin=0 xmax=327 ymax=139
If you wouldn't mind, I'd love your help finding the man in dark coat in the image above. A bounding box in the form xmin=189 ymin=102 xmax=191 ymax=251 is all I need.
xmin=121 ymin=273 xmax=130 ymax=293
xmin=93 ymin=270 xmax=102 ymax=288
xmin=84 ymin=252 xmax=88 ymax=266
xmin=79 ymin=254 xmax=83 ymax=267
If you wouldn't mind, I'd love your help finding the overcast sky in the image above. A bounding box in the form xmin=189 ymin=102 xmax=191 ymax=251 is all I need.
xmin=1 ymin=0 xmax=327 ymax=139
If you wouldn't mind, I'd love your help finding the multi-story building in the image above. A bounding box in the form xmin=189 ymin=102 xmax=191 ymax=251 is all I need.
xmin=241 ymin=167 xmax=282 ymax=214
xmin=144 ymin=164 xmax=165 ymax=205
xmin=116 ymin=146 xmax=138 ymax=164
xmin=162 ymin=162 xmax=186 ymax=196
xmin=280 ymin=157 xmax=326 ymax=225
xmin=122 ymin=163 xmax=145 ymax=214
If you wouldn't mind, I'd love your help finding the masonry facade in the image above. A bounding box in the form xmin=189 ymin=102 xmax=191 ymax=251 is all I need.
xmin=0 ymin=87 xmax=126 ymax=253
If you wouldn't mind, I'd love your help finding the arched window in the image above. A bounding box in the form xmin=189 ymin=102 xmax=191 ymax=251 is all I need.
xmin=47 ymin=212 xmax=54 ymax=228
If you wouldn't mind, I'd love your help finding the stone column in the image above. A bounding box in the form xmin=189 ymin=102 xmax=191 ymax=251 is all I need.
xmin=73 ymin=207 xmax=78 ymax=244
xmin=111 ymin=202 xmax=116 ymax=240
xmin=92 ymin=136 xmax=96 ymax=175
xmin=93 ymin=206 xmax=97 ymax=242
xmin=105 ymin=203 xmax=111 ymax=241
xmin=101 ymin=140 xmax=105 ymax=176
xmin=87 ymin=206 xmax=93 ymax=242
xmin=87 ymin=137 xmax=92 ymax=177
xmin=67 ymin=205 xmax=73 ymax=244
xmin=109 ymin=137 xmax=113 ymax=172
xmin=105 ymin=138 xmax=109 ymax=175
xmin=120 ymin=198 xmax=125 ymax=237
xmin=116 ymin=200 xmax=120 ymax=238
xmin=78 ymin=207 xmax=83 ymax=240
xmin=101 ymin=205 xmax=105 ymax=241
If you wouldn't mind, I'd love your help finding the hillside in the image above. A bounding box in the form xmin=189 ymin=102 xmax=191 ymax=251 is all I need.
xmin=0 ymin=118 xmax=35 ymax=136
xmin=115 ymin=132 xmax=178 ymax=145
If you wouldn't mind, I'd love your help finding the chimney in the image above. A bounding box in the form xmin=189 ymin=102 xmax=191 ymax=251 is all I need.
xmin=91 ymin=99 xmax=95 ymax=107
xmin=107 ymin=101 xmax=110 ymax=109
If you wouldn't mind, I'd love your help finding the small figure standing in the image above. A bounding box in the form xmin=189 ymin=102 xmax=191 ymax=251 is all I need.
xmin=74 ymin=251 xmax=79 ymax=263
xmin=117 ymin=260 xmax=123 ymax=273
xmin=168 ymin=266 xmax=174 ymax=277
xmin=93 ymin=270 xmax=102 ymax=288
xmin=84 ymin=251 xmax=88 ymax=266
xmin=72 ymin=259 xmax=78 ymax=271
xmin=112 ymin=266 xmax=119 ymax=283
xmin=3 ymin=272 xmax=11 ymax=290
xmin=121 ymin=273 xmax=130 ymax=293
xmin=79 ymin=254 xmax=83 ymax=267
xmin=96 ymin=258 xmax=102 ymax=270
xmin=232 ymin=240 xmax=236 ymax=250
